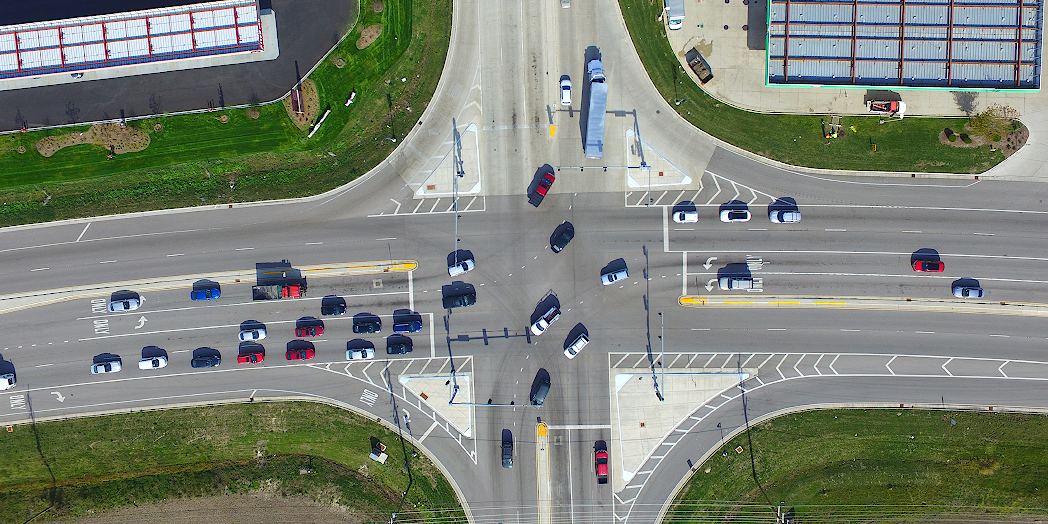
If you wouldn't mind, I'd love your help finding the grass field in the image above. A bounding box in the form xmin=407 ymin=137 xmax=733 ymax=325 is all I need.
xmin=0 ymin=402 xmax=466 ymax=524
xmin=0 ymin=0 xmax=451 ymax=227
xmin=617 ymin=0 xmax=1006 ymax=174
xmin=667 ymin=409 xmax=1048 ymax=523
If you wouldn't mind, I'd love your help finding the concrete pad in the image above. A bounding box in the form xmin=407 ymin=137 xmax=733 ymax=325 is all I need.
xmin=536 ymin=422 xmax=552 ymax=524
xmin=624 ymin=128 xmax=693 ymax=188
xmin=416 ymin=122 xmax=481 ymax=196
xmin=610 ymin=371 xmax=746 ymax=490
xmin=399 ymin=374 xmax=474 ymax=437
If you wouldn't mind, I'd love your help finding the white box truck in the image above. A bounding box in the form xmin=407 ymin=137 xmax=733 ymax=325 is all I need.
xmin=665 ymin=0 xmax=685 ymax=29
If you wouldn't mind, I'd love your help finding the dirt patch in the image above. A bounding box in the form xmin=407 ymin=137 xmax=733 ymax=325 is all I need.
xmin=220 ymin=114 xmax=230 ymax=123
xmin=64 ymin=494 xmax=362 ymax=524
xmin=154 ymin=123 xmax=163 ymax=131
xmin=245 ymin=107 xmax=260 ymax=119
xmin=372 ymin=0 xmax=384 ymax=12
xmin=17 ymin=145 xmax=25 ymax=154
xmin=939 ymin=123 xmax=1029 ymax=158
xmin=282 ymin=79 xmax=320 ymax=130
xmin=356 ymin=24 xmax=383 ymax=49
xmin=35 ymin=123 xmax=150 ymax=158
xmin=332 ymin=56 xmax=346 ymax=68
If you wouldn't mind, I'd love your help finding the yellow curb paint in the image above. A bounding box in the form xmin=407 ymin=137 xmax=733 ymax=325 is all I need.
xmin=550 ymin=125 xmax=556 ymax=137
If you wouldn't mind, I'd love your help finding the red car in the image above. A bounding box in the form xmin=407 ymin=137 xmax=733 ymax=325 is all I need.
xmin=295 ymin=324 xmax=324 ymax=337
xmin=237 ymin=351 xmax=264 ymax=364
xmin=594 ymin=441 xmax=609 ymax=484
xmin=529 ymin=171 xmax=556 ymax=207
xmin=286 ymin=348 xmax=315 ymax=360
xmin=912 ymin=260 xmax=944 ymax=272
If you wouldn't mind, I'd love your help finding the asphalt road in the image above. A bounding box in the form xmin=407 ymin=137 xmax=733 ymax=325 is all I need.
xmin=3 ymin=0 xmax=1048 ymax=524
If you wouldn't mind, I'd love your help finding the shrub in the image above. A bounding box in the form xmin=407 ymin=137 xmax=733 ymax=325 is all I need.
xmin=960 ymin=134 xmax=972 ymax=144
xmin=944 ymin=128 xmax=956 ymax=142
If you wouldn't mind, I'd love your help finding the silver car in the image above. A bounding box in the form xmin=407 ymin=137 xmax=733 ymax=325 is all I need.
xmin=953 ymin=285 xmax=985 ymax=298
xmin=719 ymin=276 xmax=754 ymax=290
xmin=601 ymin=267 xmax=629 ymax=286
xmin=347 ymin=347 xmax=376 ymax=361
xmin=720 ymin=209 xmax=751 ymax=223
xmin=91 ymin=359 xmax=122 ymax=374
xmin=560 ymin=77 xmax=572 ymax=105
xmin=108 ymin=297 xmax=141 ymax=312
xmin=449 ymin=257 xmax=475 ymax=277
xmin=239 ymin=328 xmax=266 ymax=341
xmin=769 ymin=210 xmax=801 ymax=223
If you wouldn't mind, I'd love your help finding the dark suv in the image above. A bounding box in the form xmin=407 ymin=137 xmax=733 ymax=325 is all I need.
xmin=353 ymin=313 xmax=382 ymax=334
xmin=191 ymin=353 xmax=221 ymax=368
xmin=550 ymin=221 xmax=575 ymax=253
xmin=501 ymin=429 xmax=514 ymax=468
xmin=321 ymin=295 xmax=347 ymax=316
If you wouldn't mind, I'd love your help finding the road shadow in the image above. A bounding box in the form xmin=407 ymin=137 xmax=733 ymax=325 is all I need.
xmin=110 ymin=289 xmax=139 ymax=302
xmin=240 ymin=319 xmax=266 ymax=332
xmin=718 ymin=200 xmax=750 ymax=212
xmin=296 ymin=316 xmax=324 ymax=329
xmin=347 ymin=338 xmax=375 ymax=351
xmin=864 ymin=90 xmax=902 ymax=104
xmin=92 ymin=352 xmax=121 ymax=364
xmin=747 ymin=0 xmax=768 ymax=49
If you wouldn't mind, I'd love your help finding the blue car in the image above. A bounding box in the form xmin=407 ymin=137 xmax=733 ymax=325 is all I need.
xmin=190 ymin=287 xmax=221 ymax=301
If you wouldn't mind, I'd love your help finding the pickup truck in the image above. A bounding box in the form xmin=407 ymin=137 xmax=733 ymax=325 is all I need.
xmin=530 ymin=306 xmax=561 ymax=336
xmin=251 ymin=283 xmax=305 ymax=301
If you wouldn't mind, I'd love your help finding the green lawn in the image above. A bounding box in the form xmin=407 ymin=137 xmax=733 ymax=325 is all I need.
xmin=0 ymin=0 xmax=451 ymax=227
xmin=0 ymin=402 xmax=466 ymax=524
xmin=668 ymin=409 xmax=1048 ymax=523
xmin=618 ymin=0 xmax=1005 ymax=174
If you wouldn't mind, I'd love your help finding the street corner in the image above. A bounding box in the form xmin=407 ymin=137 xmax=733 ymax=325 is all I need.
xmin=625 ymin=129 xmax=693 ymax=189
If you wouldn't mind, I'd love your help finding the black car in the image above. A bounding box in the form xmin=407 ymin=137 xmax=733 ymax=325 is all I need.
xmin=501 ymin=429 xmax=514 ymax=468
xmin=386 ymin=336 xmax=413 ymax=355
xmin=321 ymin=295 xmax=347 ymax=316
xmin=353 ymin=313 xmax=382 ymax=334
xmin=550 ymin=221 xmax=575 ymax=253
xmin=190 ymin=353 xmax=221 ymax=368
xmin=530 ymin=369 xmax=551 ymax=406
xmin=443 ymin=292 xmax=477 ymax=309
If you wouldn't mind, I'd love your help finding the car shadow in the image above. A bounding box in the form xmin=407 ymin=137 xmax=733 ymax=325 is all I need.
xmin=192 ymin=278 xmax=219 ymax=291
xmin=287 ymin=339 xmax=314 ymax=351
xmin=951 ymin=277 xmax=981 ymax=288
xmin=910 ymin=248 xmax=942 ymax=266
xmin=393 ymin=308 xmax=422 ymax=325
xmin=92 ymin=352 xmax=121 ymax=364
xmin=600 ymin=258 xmax=628 ymax=275
xmin=347 ymin=338 xmax=375 ymax=350
xmin=238 ymin=341 xmax=265 ymax=356
xmin=672 ymin=200 xmax=697 ymax=214
xmin=296 ymin=316 xmax=324 ymax=329
xmin=716 ymin=263 xmax=753 ymax=279
xmin=240 ymin=319 xmax=265 ymax=332
xmin=193 ymin=346 xmax=221 ymax=359
xmin=110 ymin=289 xmax=139 ymax=302
xmin=447 ymin=249 xmax=474 ymax=267
xmin=530 ymin=295 xmax=562 ymax=325
xmin=718 ymin=199 xmax=750 ymax=213
xmin=0 ymin=354 xmax=15 ymax=376
xmin=141 ymin=345 xmax=167 ymax=359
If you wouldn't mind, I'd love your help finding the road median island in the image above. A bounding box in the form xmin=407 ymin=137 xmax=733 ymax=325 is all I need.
xmin=680 ymin=294 xmax=1048 ymax=316
xmin=0 ymin=0 xmax=452 ymax=228
xmin=0 ymin=402 xmax=467 ymax=524
xmin=618 ymin=0 xmax=1007 ymax=175
xmin=665 ymin=408 xmax=1048 ymax=523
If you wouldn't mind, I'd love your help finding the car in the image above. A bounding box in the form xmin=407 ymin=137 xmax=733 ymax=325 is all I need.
xmin=673 ymin=209 xmax=698 ymax=223
xmin=443 ymin=291 xmax=477 ymax=309
xmin=502 ymin=429 xmax=514 ymax=468
xmin=108 ymin=297 xmax=141 ymax=312
xmin=550 ymin=221 xmax=575 ymax=253
xmin=564 ymin=333 xmax=589 ymax=359
xmin=286 ymin=341 xmax=316 ymax=361
xmin=190 ymin=286 xmax=221 ymax=301
xmin=295 ymin=324 xmax=324 ymax=337
xmin=392 ymin=311 xmax=423 ymax=333
xmin=237 ymin=350 xmax=264 ymax=364
xmin=138 ymin=356 xmax=168 ymax=370
xmin=601 ymin=267 xmax=629 ymax=286
xmin=449 ymin=257 xmax=475 ymax=277
xmin=718 ymin=276 xmax=754 ymax=290
xmin=239 ymin=327 xmax=266 ymax=341
xmin=953 ymin=285 xmax=985 ymax=298
xmin=769 ymin=210 xmax=801 ymax=223
xmin=353 ymin=314 xmax=382 ymax=334
xmin=530 ymin=371 xmax=551 ymax=406
xmin=91 ymin=359 xmax=122 ymax=374
xmin=530 ymin=306 xmax=561 ymax=336
xmin=190 ymin=352 xmax=221 ymax=368
xmin=386 ymin=336 xmax=413 ymax=355
xmin=529 ymin=171 xmax=555 ymax=207
xmin=0 ymin=373 xmax=16 ymax=391
xmin=347 ymin=340 xmax=376 ymax=361
xmin=719 ymin=209 xmax=751 ymax=223
xmin=913 ymin=260 xmax=944 ymax=272
xmin=321 ymin=295 xmax=347 ymax=316
xmin=560 ymin=77 xmax=572 ymax=106
xmin=594 ymin=441 xmax=609 ymax=484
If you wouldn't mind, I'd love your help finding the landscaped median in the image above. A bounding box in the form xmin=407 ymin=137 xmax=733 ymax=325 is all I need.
xmin=618 ymin=0 xmax=1010 ymax=175
xmin=0 ymin=402 xmax=467 ymax=524
xmin=0 ymin=0 xmax=451 ymax=228
xmin=666 ymin=409 xmax=1048 ymax=523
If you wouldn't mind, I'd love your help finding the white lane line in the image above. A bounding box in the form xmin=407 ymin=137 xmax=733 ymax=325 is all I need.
xmin=989 ymin=334 xmax=1010 ymax=338
xmin=749 ymin=228 xmax=767 ymax=231
xmin=167 ymin=253 xmax=184 ymax=257
xmin=974 ymin=232 xmax=995 ymax=236
xmin=99 ymin=260 xmax=116 ymax=264
xmin=546 ymin=424 xmax=612 ymax=430
xmin=418 ymin=420 xmax=439 ymax=443
xmin=824 ymin=228 xmax=847 ymax=232
xmin=36 ymin=363 xmax=53 ymax=368
xmin=376 ymin=237 xmax=397 ymax=241
xmin=902 ymin=230 xmax=922 ymax=233
xmin=235 ymin=247 xmax=254 ymax=251
xmin=30 ymin=267 xmax=48 ymax=272
xmin=767 ymin=328 xmax=785 ymax=331
xmin=76 ymin=223 xmax=91 ymax=242
xmin=916 ymin=331 xmax=936 ymax=334
xmin=305 ymin=242 xmax=323 ymax=245
xmin=841 ymin=329 xmax=860 ymax=332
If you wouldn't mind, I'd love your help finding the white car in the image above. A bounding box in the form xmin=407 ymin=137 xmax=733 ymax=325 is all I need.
xmin=560 ymin=77 xmax=572 ymax=106
xmin=138 ymin=356 xmax=168 ymax=370
xmin=719 ymin=276 xmax=754 ymax=290
xmin=239 ymin=328 xmax=266 ymax=341
xmin=769 ymin=210 xmax=801 ymax=223
xmin=0 ymin=373 xmax=15 ymax=391
xmin=449 ymin=257 xmax=475 ymax=277
xmin=720 ymin=209 xmax=751 ymax=223
xmin=108 ymin=297 xmax=141 ymax=312
xmin=673 ymin=209 xmax=698 ymax=223
xmin=347 ymin=346 xmax=376 ymax=361
xmin=953 ymin=285 xmax=985 ymax=298
xmin=601 ymin=267 xmax=629 ymax=286
xmin=91 ymin=360 xmax=122 ymax=374
xmin=530 ymin=306 xmax=561 ymax=336
xmin=564 ymin=333 xmax=589 ymax=359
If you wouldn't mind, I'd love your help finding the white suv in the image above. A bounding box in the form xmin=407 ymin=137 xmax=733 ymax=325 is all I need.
xmin=564 ymin=333 xmax=589 ymax=359
xmin=560 ymin=77 xmax=572 ymax=106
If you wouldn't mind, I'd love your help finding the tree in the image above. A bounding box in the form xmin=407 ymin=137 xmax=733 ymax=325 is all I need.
xmin=969 ymin=104 xmax=1020 ymax=141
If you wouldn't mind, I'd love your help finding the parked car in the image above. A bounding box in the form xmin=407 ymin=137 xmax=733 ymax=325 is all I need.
xmin=913 ymin=260 xmax=944 ymax=272
xmin=953 ymin=285 xmax=984 ymax=298
xmin=0 ymin=373 xmax=14 ymax=391
xmin=449 ymin=257 xmax=475 ymax=277
xmin=321 ymin=295 xmax=348 ymax=316
xmin=239 ymin=327 xmax=266 ymax=341
xmin=386 ymin=336 xmax=413 ymax=355
xmin=594 ymin=441 xmax=609 ymax=484
xmin=353 ymin=314 xmax=383 ymax=334
xmin=91 ymin=358 xmax=122 ymax=374
xmin=138 ymin=356 xmax=168 ymax=370
xmin=551 ymin=221 xmax=575 ymax=253
xmin=190 ymin=351 xmax=221 ymax=368
xmin=769 ymin=210 xmax=801 ymax=223
xmin=564 ymin=333 xmax=589 ymax=359
xmin=601 ymin=267 xmax=629 ymax=286
xmin=530 ymin=306 xmax=561 ymax=336
xmin=560 ymin=77 xmax=572 ymax=106
xmin=286 ymin=341 xmax=316 ymax=361
xmin=502 ymin=429 xmax=514 ymax=468
xmin=347 ymin=340 xmax=376 ymax=361
xmin=720 ymin=209 xmax=751 ymax=223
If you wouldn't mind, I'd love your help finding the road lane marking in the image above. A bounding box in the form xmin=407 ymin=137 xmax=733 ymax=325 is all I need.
xmin=75 ymin=223 xmax=91 ymax=242
xmin=235 ymin=247 xmax=254 ymax=251
xmin=974 ymin=232 xmax=995 ymax=236
xmin=824 ymin=228 xmax=847 ymax=232
xmin=30 ymin=267 xmax=48 ymax=272
xmin=418 ymin=420 xmax=439 ymax=443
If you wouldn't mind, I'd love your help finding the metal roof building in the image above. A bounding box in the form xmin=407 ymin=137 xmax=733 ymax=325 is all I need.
xmin=0 ymin=0 xmax=263 ymax=80
xmin=767 ymin=0 xmax=1043 ymax=89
